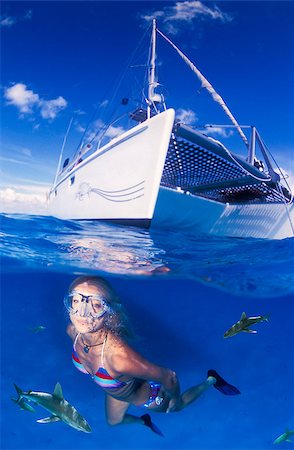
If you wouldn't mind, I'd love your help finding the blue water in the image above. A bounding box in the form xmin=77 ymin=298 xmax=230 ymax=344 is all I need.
xmin=1 ymin=213 xmax=294 ymax=449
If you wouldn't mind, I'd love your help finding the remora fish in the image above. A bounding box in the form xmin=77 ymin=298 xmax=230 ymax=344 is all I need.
xmin=11 ymin=396 xmax=36 ymax=413
xmin=224 ymin=312 xmax=269 ymax=338
xmin=13 ymin=382 xmax=91 ymax=433
xmin=274 ymin=428 xmax=294 ymax=444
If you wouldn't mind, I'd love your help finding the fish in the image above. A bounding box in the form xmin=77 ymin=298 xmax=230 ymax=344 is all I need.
xmin=30 ymin=326 xmax=46 ymax=333
xmin=11 ymin=396 xmax=36 ymax=413
xmin=224 ymin=312 xmax=269 ymax=338
xmin=274 ymin=428 xmax=294 ymax=444
xmin=12 ymin=383 xmax=92 ymax=433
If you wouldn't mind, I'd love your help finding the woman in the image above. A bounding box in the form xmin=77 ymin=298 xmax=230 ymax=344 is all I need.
xmin=66 ymin=276 xmax=240 ymax=436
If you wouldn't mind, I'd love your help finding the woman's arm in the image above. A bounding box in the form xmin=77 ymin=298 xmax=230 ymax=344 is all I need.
xmin=109 ymin=342 xmax=181 ymax=403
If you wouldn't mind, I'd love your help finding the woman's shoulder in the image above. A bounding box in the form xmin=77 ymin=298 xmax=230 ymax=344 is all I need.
xmin=106 ymin=333 xmax=141 ymax=362
xmin=105 ymin=333 xmax=132 ymax=360
xmin=106 ymin=332 xmax=125 ymax=350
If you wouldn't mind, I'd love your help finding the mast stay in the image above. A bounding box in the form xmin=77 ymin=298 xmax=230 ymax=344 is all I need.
xmin=156 ymin=27 xmax=249 ymax=148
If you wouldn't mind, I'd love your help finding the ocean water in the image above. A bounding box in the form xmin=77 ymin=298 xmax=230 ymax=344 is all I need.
xmin=1 ymin=213 xmax=294 ymax=450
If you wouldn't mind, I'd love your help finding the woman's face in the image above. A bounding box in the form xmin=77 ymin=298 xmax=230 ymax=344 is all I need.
xmin=69 ymin=281 xmax=109 ymax=334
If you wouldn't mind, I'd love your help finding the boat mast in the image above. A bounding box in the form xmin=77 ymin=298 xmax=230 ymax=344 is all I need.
xmin=147 ymin=19 xmax=157 ymax=119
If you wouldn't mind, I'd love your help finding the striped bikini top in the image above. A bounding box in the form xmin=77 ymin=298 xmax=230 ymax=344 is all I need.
xmin=72 ymin=333 xmax=127 ymax=391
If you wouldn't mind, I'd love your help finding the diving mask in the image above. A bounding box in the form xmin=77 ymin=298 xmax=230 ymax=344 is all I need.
xmin=64 ymin=291 xmax=110 ymax=319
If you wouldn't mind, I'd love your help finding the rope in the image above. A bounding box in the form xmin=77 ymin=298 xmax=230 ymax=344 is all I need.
xmin=157 ymin=28 xmax=249 ymax=148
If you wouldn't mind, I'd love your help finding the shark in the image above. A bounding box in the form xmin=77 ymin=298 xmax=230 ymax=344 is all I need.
xmin=224 ymin=312 xmax=269 ymax=338
xmin=274 ymin=428 xmax=294 ymax=444
xmin=12 ymin=382 xmax=92 ymax=433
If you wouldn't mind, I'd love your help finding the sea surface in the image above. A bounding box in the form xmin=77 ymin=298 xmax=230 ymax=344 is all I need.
xmin=1 ymin=213 xmax=294 ymax=450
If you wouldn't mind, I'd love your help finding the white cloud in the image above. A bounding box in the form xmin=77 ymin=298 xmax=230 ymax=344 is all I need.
xmin=141 ymin=1 xmax=232 ymax=34
xmin=75 ymin=123 xmax=86 ymax=133
xmin=0 ymin=185 xmax=49 ymax=215
xmin=204 ymin=126 xmax=234 ymax=138
xmin=104 ymin=124 xmax=125 ymax=139
xmin=4 ymin=83 xmax=67 ymax=120
xmin=39 ymin=96 xmax=67 ymax=119
xmin=4 ymin=83 xmax=39 ymax=113
xmin=100 ymin=99 xmax=109 ymax=108
xmin=24 ymin=10 xmax=32 ymax=20
xmin=0 ymin=156 xmax=32 ymax=166
xmin=278 ymin=167 xmax=294 ymax=194
xmin=0 ymin=16 xmax=16 ymax=27
xmin=85 ymin=119 xmax=126 ymax=142
xmin=20 ymin=147 xmax=32 ymax=157
xmin=73 ymin=109 xmax=86 ymax=116
xmin=169 ymin=1 xmax=231 ymax=22
xmin=175 ymin=108 xmax=198 ymax=125
xmin=0 ymin=10 xmax=32 ymax=28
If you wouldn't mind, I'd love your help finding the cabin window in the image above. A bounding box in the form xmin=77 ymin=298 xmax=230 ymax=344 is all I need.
xmin=54 ymin=190 xmax=57 ymax=197
xmin=69 ymin=176 xmax=75 ymax=186
xmin=63 ymin=158 xmax=69 ymax=169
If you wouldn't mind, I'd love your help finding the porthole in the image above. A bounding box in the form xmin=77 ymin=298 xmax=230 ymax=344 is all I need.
xmin=69 ymin=176 xmax=75 ymax=186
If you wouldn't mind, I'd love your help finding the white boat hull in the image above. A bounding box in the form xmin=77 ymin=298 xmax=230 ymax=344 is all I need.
xmin=48 ymin=109 xmax=175 ymax=224
xmin=154 ymin=187 xmax=294 ymax=239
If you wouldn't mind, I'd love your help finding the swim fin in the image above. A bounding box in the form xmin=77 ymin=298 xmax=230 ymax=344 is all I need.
xmin=141 ymin=414 xmax=164 ymax=437
xmin=207 ymin=369 xmax=241 ymax=395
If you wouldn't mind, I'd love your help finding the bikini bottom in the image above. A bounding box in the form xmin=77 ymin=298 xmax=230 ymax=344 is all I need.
xmin=143 ymin=381 xmax=164 ymax=408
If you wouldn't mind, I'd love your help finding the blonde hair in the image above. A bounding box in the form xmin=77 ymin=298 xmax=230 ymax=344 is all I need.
xmin=68 ymin=276 xmax=133 ymax=338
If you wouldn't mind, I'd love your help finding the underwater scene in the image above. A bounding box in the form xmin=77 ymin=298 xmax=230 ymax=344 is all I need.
xmin=1 ymin=213 xmax=294 ymax=450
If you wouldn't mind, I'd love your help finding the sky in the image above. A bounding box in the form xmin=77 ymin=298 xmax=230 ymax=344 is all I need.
xmin=1 ymin=1 xmax=294 ymax=214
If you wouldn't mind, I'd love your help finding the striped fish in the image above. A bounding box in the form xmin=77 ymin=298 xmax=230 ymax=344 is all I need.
xmin=224 ymin=312 xmax=269 ymax=338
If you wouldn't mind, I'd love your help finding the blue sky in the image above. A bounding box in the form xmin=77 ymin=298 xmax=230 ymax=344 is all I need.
xmin=1 ymin=1 xmax=294 ymax=213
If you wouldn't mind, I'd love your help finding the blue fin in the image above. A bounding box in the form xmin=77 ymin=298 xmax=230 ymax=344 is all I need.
xmin=208 ymin=369 xmax=241 ymax=395
xmin=141 ymin=414 xmax=164 ymax=437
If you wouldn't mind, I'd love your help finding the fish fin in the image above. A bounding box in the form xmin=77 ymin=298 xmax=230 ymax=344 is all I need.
xmin=207 ymin=369 xmax=241 ymax=395
xmin=242 ymin=328 xmax=257 ymax=333
xmin=37 ymin=415 xmax=61 ymax=424
xmin=13 ymin=383 xmax=23 ymax=399
xmin=240 ymin=312 xmax=247 ymax=320
xmin=53 ymin=382 xmax=63 ymax=400
xmin=141 ymin=414 xmax=164 ymax=437
xmin=285 ymin=439 xmax=293 ymax=442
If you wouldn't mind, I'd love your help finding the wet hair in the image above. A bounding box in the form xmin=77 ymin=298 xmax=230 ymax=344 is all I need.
xmin=68 ymin=276 xmax=133 ymax=338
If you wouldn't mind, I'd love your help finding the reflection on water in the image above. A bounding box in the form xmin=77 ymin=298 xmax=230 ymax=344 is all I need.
xmin=1 ymin=213 xmax=294 ymax=297
xmin=65 ymin=235 xmax=170 ymax=275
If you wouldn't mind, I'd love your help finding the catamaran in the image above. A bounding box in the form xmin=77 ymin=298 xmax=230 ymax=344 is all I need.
xmin=48 ymin=20 xmax=293 ymax=239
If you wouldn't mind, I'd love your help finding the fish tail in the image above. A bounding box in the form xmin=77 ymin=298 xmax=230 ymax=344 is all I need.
xmin=13 ymin=383 xmax=24 ymax=402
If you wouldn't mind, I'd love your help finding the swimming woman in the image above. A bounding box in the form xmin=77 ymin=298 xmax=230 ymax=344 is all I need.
xmin=66 ymin=276 xmax=240 ymax=436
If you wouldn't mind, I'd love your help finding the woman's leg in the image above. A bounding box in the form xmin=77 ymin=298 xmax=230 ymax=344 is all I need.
xmin=105 ymin=394 xmax=144 ymax=426
xmin=105 ymin=394 xmax=164 ymax=436
xmin=174 ymin=376 xmax=216 ymax=412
